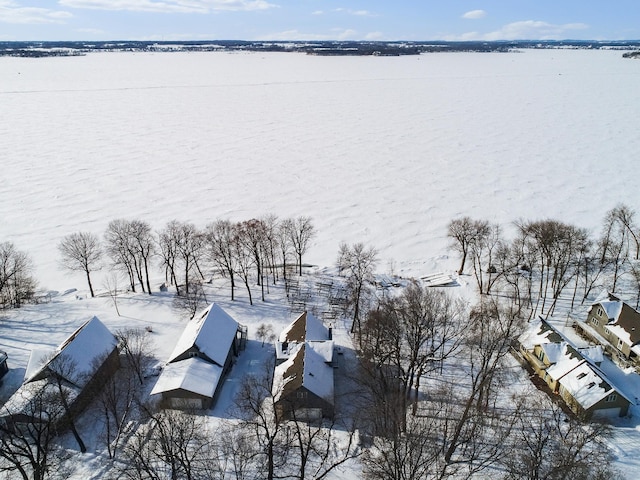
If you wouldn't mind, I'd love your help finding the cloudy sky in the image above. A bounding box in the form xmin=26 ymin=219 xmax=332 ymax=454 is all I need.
xmin=1 ymin=0 xmax=639 ymax=42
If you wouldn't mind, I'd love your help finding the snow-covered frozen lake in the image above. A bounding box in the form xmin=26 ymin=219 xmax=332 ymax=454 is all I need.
xmin=1 ymin=48 xmax=639 ymax=289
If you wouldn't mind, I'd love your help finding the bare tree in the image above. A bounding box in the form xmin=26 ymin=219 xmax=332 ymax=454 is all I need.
xmin=286 ymin=412 xmax=360 ymax=480
xmin=173 ymin=277 xmax=208 ymax=319
xmin=129 ymin=220 xmax=156 ymax=295
xmin=599 ymin=207 xmax=630 ymax=292
xmin=284 ymin=216 xmax=315 ymax=276
xmin=611 ymin=203 xmax=640 ymax=260
xmin=256 ymin=323 xmax=276 ymax=347
xmin=358 ymin=283 xmax=466 ymax=425
xmin=57 ymin=231 xmax=102 ymax=297
xmin=232 ymin=364 xmax=289 ymax=480
xmin=516 ymin=220 xmax=589 ymax=317
xmin=504 ymin=396 xmax=620 ymax=480
xmin=261 ymin=214 xmax=281 ymax=285
xmin=468 ymin=221 xmax=502 ymax=295
xmin=97 ymin=359 xmax=141 ymax=460
xmin=448 ymin=217 xmax=479 ymax=275
xmin=337 ymin=242 xmax=378 ymax=336
xmin=0 ymin=385 xmax=64 ymax=480
xmin=46 ymin=356 xmax=87 ymax=453
xmin=232 ymin=223 xmax=255 ymax=305
xmin=237 ymin=219 xmax=269 ymax=301
xmin=439 ymin=299 xmax=524 ymax=473
xmin=362 ymin=398 xmax=449 ymax=480
xmin=205 ymin=220 xmax=237 ymax=301
xmin=104 ymin=219 xmax=139 ymax=293
xmin=118 ymin=407 xmax=221 ymax=480
xmin=174 ymin=222 xmax=205 ymax=295
xmin=0 ymin=241 xmax=36 ymax=309
xmin=104 ymin=273 xmax=122 ymax=316
xmin=276 ymin=219 xmax=293 ymax=284
xmin=218 ymin=422 xmax=256 ymax=480
xmin=117 ymin=328 xmax=155 ymax=386
xmin=157 ymin=220 xmax=180 ymax=288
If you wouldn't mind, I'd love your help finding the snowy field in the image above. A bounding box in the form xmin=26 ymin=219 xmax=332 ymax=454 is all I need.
xmin=1 ymin=48 xmax=640 ymax=478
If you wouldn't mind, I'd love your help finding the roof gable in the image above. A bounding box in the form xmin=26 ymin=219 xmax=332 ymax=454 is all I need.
xmin=279 ymin=312 xmax=328 ymax=343
xmin=168 ymin=303 xmax=239 ymax=366
xmin=273 ymin=342 xmax=334 ymax=404
xmin=150 ymin=357 xmax=222 ymax=399
xmin=26 ymin=316 xmax=117 ymax=388
xmin=614 ymin=303 xmax=640 ymax=345
xmin=559 ymin=362 xmax=616 ymax=410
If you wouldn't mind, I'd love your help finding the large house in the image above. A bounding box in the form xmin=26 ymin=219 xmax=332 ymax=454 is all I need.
xmin=151 ymin=303 xmax=242 ymax=409
xmin=1 ymin=316 xmax=119 ymax=426
xmin=575 ymin=293 xmax=640 ymax=365
xmin=272 ymin=311 xmax=335 ymax=420
xmin=519 ymin=319 xmax=631 ymax=419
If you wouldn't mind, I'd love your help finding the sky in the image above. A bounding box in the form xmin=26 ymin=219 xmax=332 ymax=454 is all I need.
xmin=0 ymin=1 xmax=639 ymax=42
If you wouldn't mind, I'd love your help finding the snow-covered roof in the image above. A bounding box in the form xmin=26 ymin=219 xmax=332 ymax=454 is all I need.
xmin=546 ymin=353 xmax=584 ymax=382
xmin=275 ymin=340 xmax=303 ymax=362
xmin=1 ymin=379 xmax=79 ymax=419
xmin=273 ymin=342 xmax=334 ymax=404
xmin=24 ymin=348 xmax=54 ymax=382
xmin=25 ymin=316 xmax=117 ymax=388
xmin=518 ymin=319 xmax=562 ymax=350
xmin=307 ymin=341 xmax=334 ymax=363
xmin=590 ymin=297 xmax=640 ymax=346
xmin=559 ymin=362 xmax=616 ymax=410
xmin=278 ymin=311 xmax=328 ymax=343
xmin=302 ymin=344 xmax=334 ymax=402
xmin=599 ymin=300 xmax=623 ymax=321
xmin=150 ymin=357 xmax=223 ymax=399
xmin=541 ymin=342 xmax=567 ymax=364
xmin=168 ymin=303 xmax=239 ymax=367
xmin=579 ymin=345 xmax=604 ymax=364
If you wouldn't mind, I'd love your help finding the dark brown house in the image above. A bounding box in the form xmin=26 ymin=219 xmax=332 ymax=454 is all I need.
xmin=273 ymin=340 xmax=335 ymax=420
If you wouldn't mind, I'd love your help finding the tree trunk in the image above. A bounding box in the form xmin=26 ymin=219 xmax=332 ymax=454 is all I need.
xmin=144 ymin=258 xmax=152 ymax=295
xmin=86 ymin=270 xmax=95 ymax=298
xmin=458 ymin=248 xmax=467 ymax=275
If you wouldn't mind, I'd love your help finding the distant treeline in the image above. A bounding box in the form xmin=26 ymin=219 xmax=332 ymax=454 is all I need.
xmin=3 ymin=39 xmax=640 ymax=58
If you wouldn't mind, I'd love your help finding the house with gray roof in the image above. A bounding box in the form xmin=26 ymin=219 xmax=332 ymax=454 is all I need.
xmin=151 ymin=303 xmax=241 ymax=409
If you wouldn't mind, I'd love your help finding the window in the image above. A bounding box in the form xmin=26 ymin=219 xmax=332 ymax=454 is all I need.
xmin=605 ymin=393 xmax=617 ymax=403
xmin=587 ymin=382 xmax=596 ymax=389
xmin=597 ymin=307 xmax=604 ymax=317
xmin=577 ymin=372 xmax=587 ymax=380
xmin=296 ymin=391 xmax=307 ymax=399
xmin=604 ymin=327 xmax=611 ymax=336
xmin=618 ymin=339 xmax=624 ymax=349
xmin=591 ymin=317 xmax=600 ymax=327
xmin=538 ymin=350 xmax=545 ymax=362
